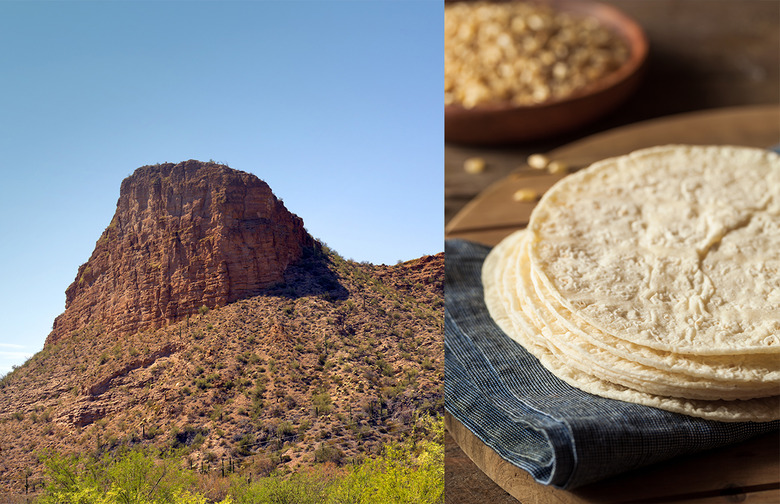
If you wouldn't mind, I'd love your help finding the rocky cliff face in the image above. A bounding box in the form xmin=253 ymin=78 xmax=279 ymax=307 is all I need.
xmin=47 ymin=160 xmax=315 ymax=344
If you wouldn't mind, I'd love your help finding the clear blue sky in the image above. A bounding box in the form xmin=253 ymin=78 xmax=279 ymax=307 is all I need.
xmin=0 ymin=0 xmax=442 ymax=375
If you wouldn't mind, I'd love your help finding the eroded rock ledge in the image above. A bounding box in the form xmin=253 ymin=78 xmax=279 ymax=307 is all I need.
xmin=48 ymin=160 xmax=315 ymax=345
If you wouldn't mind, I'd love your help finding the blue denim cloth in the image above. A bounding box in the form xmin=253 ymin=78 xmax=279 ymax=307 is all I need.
xmin=445 ymin=239 xmax=780 ymax=489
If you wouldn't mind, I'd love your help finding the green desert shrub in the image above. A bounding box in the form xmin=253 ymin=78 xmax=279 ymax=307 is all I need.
xmin=228 ymin=469 xmax=331 ymax=504
xmin=311 ymin=392 xmax=332 ymax=416
xmin=37 ymin=449 xmax=230 ymax=504
xmin=314 ymin=444 xmax=345 ymax=465
xmin=327 ymin=440 xmax=444 ymax=504
xmin=36 ymin=416 xmax=445 ymax=504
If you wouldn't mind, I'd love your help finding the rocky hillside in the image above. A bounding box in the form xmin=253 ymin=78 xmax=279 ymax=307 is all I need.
xmin=49 ymin=160 xmax=314 ymax=344
xmin=0 ymin=162 xmax=443 ymax=494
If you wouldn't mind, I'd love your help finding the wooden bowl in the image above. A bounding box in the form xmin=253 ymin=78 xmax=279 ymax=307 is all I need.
xmin=445 ymin=0 xmax=649 ymax=145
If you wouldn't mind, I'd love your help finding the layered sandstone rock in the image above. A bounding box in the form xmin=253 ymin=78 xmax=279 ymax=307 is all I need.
xmin=47 ymin=160 xmax=315 ymax=344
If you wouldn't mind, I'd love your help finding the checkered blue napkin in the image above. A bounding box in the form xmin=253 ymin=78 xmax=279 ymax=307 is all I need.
xmin=445 ymin=239 xmax=780 ymax=489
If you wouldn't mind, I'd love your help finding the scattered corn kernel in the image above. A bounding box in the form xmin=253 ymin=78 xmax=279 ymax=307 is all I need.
xmin=513 ymin=188 xmax=539 ymax=202
xmin=464 ymin=157 xmax=487 ymax=174
xmin=547 ymin=160 xmax=569 ymax=174
xmin=527 ymin=153 xmax=550 ymax=170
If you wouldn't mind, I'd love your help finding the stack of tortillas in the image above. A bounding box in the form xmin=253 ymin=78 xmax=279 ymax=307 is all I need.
xmin=483 ymin=145 xmax=780 ymax=422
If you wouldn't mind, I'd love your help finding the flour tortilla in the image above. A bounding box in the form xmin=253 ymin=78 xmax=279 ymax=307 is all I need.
xmin=530 ymin=261 xmax=780 ymax=383
xmin=482 ymin=230 xmax=780 ymax=422
xmin=509 ymin=230 xmax=779 ymax=399
xmin=528 ymin=145 xmax=780 ymax=355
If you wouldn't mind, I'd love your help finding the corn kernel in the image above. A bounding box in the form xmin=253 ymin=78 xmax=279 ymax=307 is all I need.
xmin=513 ymin=188 xmax=539 ymax=202
xmin=527 ymin=154 xmax=550 ymax=170
xmin=464 ymin=157 xmax=487 ymax=174
xmin=547 ymin=160 xmax=569 ymax=174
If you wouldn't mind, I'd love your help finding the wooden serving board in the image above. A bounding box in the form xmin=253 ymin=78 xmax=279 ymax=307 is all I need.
xmin=446 ymin=105 xmax=780 ymax=245
xmin=447 ymin=413 xmax=780 ymax=504
xmin=445 ymin=105 xmax=780 ymax=503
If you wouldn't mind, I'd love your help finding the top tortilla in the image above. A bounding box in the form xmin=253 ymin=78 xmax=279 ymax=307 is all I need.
xmin=528 ymin=145 xmax=780 ymax=355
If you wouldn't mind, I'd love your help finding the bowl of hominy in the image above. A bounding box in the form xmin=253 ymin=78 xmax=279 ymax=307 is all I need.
xmin=445 ymin=0 xmax=648 ymax=145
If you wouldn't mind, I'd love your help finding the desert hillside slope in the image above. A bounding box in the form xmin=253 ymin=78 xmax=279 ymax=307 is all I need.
xmin=0 ymin=161 xmax=443 ymax=494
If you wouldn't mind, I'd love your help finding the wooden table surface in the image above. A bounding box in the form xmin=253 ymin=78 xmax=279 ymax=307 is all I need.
xmin=445 ymin=1 xmax=780 ymax=502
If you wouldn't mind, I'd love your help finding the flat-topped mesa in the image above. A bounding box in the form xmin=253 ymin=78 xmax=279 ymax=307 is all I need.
xmin=47 ymin=160 xmax=315 ymax=345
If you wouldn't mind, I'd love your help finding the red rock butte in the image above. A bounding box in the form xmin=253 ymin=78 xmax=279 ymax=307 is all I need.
xmin=47 ymin=160 xmax=315 ymax=345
